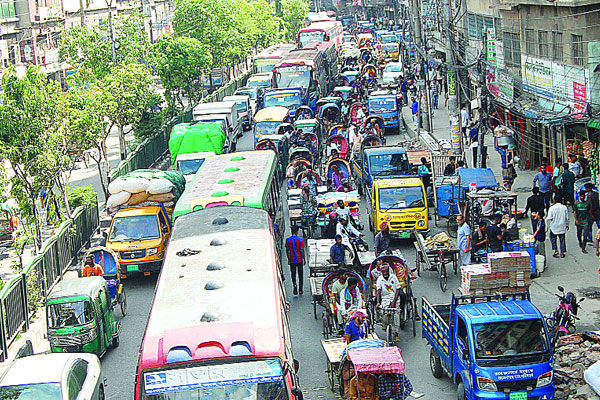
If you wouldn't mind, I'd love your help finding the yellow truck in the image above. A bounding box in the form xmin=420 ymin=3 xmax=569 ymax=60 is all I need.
xmin=367 ymin=177 xmax=428 ymax=239
xmin=106 ymin=204 xmax=172 ymax=276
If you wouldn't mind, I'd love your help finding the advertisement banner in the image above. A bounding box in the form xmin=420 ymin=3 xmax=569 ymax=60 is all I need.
xmin=521 ymin=55 xmax=553 ymax=99
xmin=498 ymin=69 xmax=514 ymax=103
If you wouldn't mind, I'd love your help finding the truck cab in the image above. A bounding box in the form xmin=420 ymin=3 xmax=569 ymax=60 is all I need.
xmin=352 ymin=146 xmax=411 ymax=194
xmin=367 ymin=177 xmax=428 ymax=238
xmin=368 ymin=90 xmax=401 ymax=130
xmin=263 ymin=88 xmax=304 ymax=118
xmin=106 ymin=205 xmax=172 ymax=276
xmin=423 ymin=292 xmax=554 ymax=400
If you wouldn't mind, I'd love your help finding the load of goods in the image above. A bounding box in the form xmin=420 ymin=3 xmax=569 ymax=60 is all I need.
xmin=459 ymin=251 xmax=531 ymax=296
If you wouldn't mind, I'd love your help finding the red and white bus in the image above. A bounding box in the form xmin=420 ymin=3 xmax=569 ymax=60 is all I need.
xmin=297 ymin=20 xmax=343 ymax=50
xmin=135 ymin=206 xmax=302 ymax=400
xmin=253 ymin=43 xmax=296 ymax=74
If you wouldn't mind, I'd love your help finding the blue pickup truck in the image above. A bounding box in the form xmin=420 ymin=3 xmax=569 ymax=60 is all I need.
xmin=422 ymin=292 xmax=555 ymax=400
xmin=368 ymin=90 xmax=402 ymax=131
xmin=352 ymin=146 xmax=412 ymax=195
xmin=263 ymin=88 xmax=304 ymax=118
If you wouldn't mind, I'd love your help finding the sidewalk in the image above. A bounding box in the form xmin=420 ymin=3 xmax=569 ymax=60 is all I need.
xmin=403 ymin=95 xmax=600 ymax=330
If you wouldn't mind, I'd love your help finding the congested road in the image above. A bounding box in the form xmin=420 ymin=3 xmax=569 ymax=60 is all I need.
xmin=99 ymin=128 xmax=459 ymax=400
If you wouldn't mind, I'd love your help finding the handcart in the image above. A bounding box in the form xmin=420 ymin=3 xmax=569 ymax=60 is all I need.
xmin=413 ymin=232 xmax=458 ymax=292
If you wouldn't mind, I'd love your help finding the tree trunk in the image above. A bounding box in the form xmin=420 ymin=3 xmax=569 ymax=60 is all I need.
xmin=30 ymin=196 xmax=43 ymax=251
xmin=92 ymin=147 xmax=109 ymax=201
xmin=118 ymin=125 xmax=127 ymax=160
xmin=56 ymin=174 xmax=72 ymax=218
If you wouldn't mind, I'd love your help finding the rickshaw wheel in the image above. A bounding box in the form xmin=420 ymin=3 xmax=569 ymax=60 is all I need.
xmin=447 ymin=216 xmax=458 ymax=238
xmin=313 ymin=301 xmax=318 ymax=320
xmin=119 ymin=290 xmax=127 ymax=316
xmin=415 ymin=254 xmax=421 ymax=276
xmin=411 ymin=297 xmax=417 ymax=337
xmin=327 ymin=359 xmax=335 ymax=390
xmin=322 ymin=313 xmax=330 ymax=339
xmin=439 ymin=272 xmax=448 ymax=292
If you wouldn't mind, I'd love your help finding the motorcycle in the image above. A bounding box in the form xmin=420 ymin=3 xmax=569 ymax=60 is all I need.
xmin=546 ymin=286 xmax=584 ymax=346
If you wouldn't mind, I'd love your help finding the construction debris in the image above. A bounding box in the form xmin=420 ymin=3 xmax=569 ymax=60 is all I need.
xmin=554 ymin=333 xmax=600 ymax=399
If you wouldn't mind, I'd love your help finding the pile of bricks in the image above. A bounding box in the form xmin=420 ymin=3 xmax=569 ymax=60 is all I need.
xmin=459 ymin=251 xmax=531 ymax=295
xmin=554 ymin=333 xmax=600 ymax=399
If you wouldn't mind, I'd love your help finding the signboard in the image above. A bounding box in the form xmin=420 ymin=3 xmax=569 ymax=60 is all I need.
xmin=451 ymin=115 xmax=461 ymax=149
xmin=521 ymin=55 xmax=553 ymax=99
xmin=144 ymin=360 xmax=284 ymax=395
xmin=497 ymin=69 xmax=514 ymax=103
xmin=447 ymin=70 xmax=456 ymax=96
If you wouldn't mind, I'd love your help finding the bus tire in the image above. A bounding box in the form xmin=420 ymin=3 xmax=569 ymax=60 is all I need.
xmin=430 ymin=348 xmax=443 ymax=378
xmin=457 ymin=382 xmax=466 ymax=400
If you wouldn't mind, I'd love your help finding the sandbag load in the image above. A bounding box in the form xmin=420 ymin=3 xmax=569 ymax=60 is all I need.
xmin=106 ymin=169 xmax=186 ymax=211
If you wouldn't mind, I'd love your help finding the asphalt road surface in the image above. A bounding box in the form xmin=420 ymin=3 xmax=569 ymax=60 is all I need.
xmin=100 ymin=128 xmax=458 ymax=400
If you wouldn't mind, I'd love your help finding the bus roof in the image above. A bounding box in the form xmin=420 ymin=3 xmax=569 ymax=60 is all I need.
xmin=299 ymin=20 xmax=340 ymax=32
xmin=254 ymin=106 xmax=290 ymax=122
xmin=139 ymin=206 xmax=283 ymax=370
xmin=256 ymin=43 xmax=296 ymax=59
xmin=173 ymin=151 xmax=277 ymax=219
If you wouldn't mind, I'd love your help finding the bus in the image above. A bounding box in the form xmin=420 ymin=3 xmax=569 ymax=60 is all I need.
xmin=297 ymin=20 xmax=343 ymax=50
xmin=134 ymin=206 xmax=302 ymax=400
xmin=172 ymin=151 xmax=284 ymax=245
xmin=253 ymin=43 xmax=296 ymax=74
xmin=272 ymin=44 xmax=337 ymax=109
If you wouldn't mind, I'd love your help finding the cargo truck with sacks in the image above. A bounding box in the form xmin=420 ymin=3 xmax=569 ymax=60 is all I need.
xmin=105 ymin=170 xmax=185 ymax=276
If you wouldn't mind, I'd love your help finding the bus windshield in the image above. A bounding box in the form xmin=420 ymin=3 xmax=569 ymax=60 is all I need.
xmin=142 ymin=360 xmax=289 ymax=400
xmin=248 ymin=79 xmax=271 ymax=89
xmin=369 ymin=153 xmax=410 ymax=176
xmin=264 ymin=93 xmax=302 ymax=108
xmin=299 ymin=30 xmax=325 ymax=47
xmin=47 ymin=301 xmax=94 ymax=328
xmin=254 ymin=60 xmax=277 ymax=74
xmin=255 ymin=121 xmax=282 ymax=136
xmin=369 ymin=98 xmax=397 ymax=112
xmin=275 ymin=66 xmax=311 ymax=89
xmin=473 ymin=319 xmax=549 ymax=364
xmin=109 ymin=215 xmax=160 ymax=242
xmin=379 ymin=186 xmax=425 ymax=210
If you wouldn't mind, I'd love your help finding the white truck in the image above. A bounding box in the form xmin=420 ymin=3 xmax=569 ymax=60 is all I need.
xmin=223 ymin=94 xmax=253 ymax=130
xmin=192 ymin=101 xmax=242 ymax=152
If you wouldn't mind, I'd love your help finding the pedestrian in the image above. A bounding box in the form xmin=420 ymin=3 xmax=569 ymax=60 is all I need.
xmin=285 ymin=225 xmax=305 ymax=295
xmin=400 ymin=79 xmax=408 ymax=106
xmin=533 ymin=161 xmax=553 ymax=210
xmin=568 ymin=154 xmax=582 ymax=178
xmin=586 ymin=183 xmax=600 ymax=240
xmin=486 ymin=213 xmax=504 ymax=253
xmin=468 ymin=122 xmax=478 ymax=144
xmin=546 ymin=195 xmax=569 ymax=258
xmin=538 ymin=156 xmax=554 ymax=173
xmin=574 ymin=190 xmax=590 ymax=254
xmin=374 ymin=222 xmax=391 ymax=256
xmin=472 ymin=220 xmax=488 ymax=257
xmin=525 ymin=187 xmax=545 ymax=231
xmin=430 ymin=80 xmax=439 ymax=109
xmin=411 ymin=97 xmax=419 ymax=129
xmin=417 ymin=157 xmax=431 ymax=189
xmin=443 ymin=156 xmax=457 ymax=176
xmin=561 ymin=163 xmax=575 ymax=208
xmin=532 ymin=210 xmax=546 ymax=261
xmin=552 ymin=157 xmax=564 ymax=198
xmin=460 ymin=105 xmax=469 ymax=138
xmin=456 ymin=215 xmax=471 ymax=267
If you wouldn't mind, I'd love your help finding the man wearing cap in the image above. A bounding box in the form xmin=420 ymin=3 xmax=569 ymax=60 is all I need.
xmin=344 ymin=309 xmax=368 ymax=344
xmin=374 ymin=222 xmax=391 ymax=256
xmin=376 ymin=264 xmax=401 ymax=330
xmin=82 ymin=255 xmax=104 ymax=277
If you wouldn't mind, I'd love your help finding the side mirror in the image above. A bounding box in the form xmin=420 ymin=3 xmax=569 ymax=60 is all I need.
xmin=291 ymin=387 xmax=304 ymax=400
xmin=558 ymin=286 xmax=564 ymax=292
xmin=293 ymin=359 xmax=300 ymax=373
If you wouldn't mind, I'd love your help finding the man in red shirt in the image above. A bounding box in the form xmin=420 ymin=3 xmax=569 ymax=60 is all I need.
xmin=285 ymin=225 xmax=305 ymax=295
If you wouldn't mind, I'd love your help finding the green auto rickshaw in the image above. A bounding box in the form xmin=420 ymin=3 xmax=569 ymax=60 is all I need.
xmin=46 ymin=277 xmax=120 ymax=357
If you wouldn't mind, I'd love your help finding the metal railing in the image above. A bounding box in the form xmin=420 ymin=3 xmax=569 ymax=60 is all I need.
xmin=0 ymin=200 xmax=99 ymax=361
xmin=108 ymin=71 xmax=250 ymax=183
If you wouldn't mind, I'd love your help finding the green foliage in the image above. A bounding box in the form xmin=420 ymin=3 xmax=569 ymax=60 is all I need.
xmin=282 ymin=0 xmax=309 ymax=41
xmin=67 ymin=186 xmax=97 ymax=209
xmin=134 ymin=94 xmax=168 ymax=140
xmin=151 ymin=35 xmax=212 ymax=109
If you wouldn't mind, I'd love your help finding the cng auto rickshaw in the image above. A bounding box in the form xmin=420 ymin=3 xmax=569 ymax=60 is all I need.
xmin=83 ymin=247 xmax=127 ymax=316
xmin=47 ymin=277 xmax=120 ymax=357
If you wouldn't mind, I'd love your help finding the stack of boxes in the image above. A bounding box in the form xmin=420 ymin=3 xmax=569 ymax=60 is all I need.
xmin=460 ymin=251 xmax=531 ymax=295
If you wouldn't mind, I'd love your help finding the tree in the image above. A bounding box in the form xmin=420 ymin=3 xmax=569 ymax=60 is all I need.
xmin=282 ymin=0 xmax=309 ymax=41
xmin=152 ymin=35 xmax=212 ymax=110
xmin=0 ymin=66 xmax=65 ymax=248
xmin=100 ymin=63 xmax=154 ymax=160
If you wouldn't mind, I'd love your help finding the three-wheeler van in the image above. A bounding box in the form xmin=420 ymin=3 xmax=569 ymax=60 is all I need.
xmin=422 ymin=291 xmax=554 ymax=400
xmin=47 ymin=277 xmax=120 ymax=357
xmin=367 ymin=177 xmax=428 ymax=238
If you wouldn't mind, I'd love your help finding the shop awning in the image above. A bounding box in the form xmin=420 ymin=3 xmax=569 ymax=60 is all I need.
xmin=588 ymin=119 xmax=600 ymax=130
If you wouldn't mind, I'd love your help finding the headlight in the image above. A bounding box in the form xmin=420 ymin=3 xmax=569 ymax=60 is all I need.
xmin=417 ymin=220 xmax=425 ymax=227
xmin=477 ymin=377 xmax=497 ymax=392
xmin=82 ymin=329 xmax=97 ymax=342
xmin=537 ymin=371 xmax=553 ymax=387
xmin=147 ymin=247 xmax=159 ymax=256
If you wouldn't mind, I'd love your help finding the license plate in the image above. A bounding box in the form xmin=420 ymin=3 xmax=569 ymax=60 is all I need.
xmin=127 ymin=264 xmax=139 ymax=272
xmin=509 ymin=392 xmax=527 ymax=400
xmin=399 ymin=232 xmax=411 ymax=238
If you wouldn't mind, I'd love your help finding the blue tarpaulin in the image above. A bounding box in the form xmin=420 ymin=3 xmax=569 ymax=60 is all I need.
xmin=458 ymin=168 xmax=498 ymax=189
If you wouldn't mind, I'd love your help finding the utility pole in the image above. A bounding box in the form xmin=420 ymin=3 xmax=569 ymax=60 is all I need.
xmin=410 ymin=0 xmax=431 ymax=133
xmin=444 ymin=0 xmax=461 ymax=154
xmin=79 ymin=0 xmax=85 ymax=25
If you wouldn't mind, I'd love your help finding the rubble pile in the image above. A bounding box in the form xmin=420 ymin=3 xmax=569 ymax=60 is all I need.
xmin=459 ymin=251 xmax=531 ymax=295
xmin=554 ymin=333 xmax=600 ymax=400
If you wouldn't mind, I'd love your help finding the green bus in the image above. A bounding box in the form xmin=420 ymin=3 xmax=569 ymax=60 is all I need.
xmin=172 ymin=150 xmax=284 ymax=246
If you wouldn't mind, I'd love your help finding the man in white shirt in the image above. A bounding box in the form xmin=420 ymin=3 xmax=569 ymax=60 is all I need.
xmin=336 ymin=215 xmax=362 ymax=241
xmin=376 ymin=264 xmax=401 ymax=329
xmin=568 ymin=154 xmax=583 ymax=178
xmin=546 ymin=195 xmax=569 ymax=258
xmin=460 ymin=106 xmax=469 ymax=138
